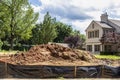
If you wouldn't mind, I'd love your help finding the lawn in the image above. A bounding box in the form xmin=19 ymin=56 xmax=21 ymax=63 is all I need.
xmin=0 ymin=50 xmax=18 ymax=55
xmin=95 ymin=55 xmax=120 ymax=60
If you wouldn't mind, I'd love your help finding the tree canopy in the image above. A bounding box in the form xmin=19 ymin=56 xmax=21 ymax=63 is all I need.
xmin=0 ymin=0 xmax=86 ymax=50
xmin=0 ymin=0 xmax=39 ymax=49
xmin=53 ymin=22 xmax=73 ymax=43
xmin=32 ymin=12 xmax=57 ymax=44
xmin=30 ymin=12 xmax=86 ymax=47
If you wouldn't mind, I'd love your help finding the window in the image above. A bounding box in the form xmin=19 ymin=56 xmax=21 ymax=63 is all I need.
xmin=88 ymin=32 xmax=92 ymax=38
xmin=103 ymin=29 xmax=111 ymax=34
xmin=94 ymin=45 xmax=100 ymax=51
xmin=92 ymin=31 xmax=94 ymax=38
xmin=90 ymin=32 xmax=92 ymax=38
xmin=95 ymin=31 xmax=97 ymax=37
xmin=104 ymin=45 xmax=112 ymax=52
xmin=88 ymin=30 xmax=99 ymax=38
xmin=106 ymin=30 xmax=108 ymax=33
xmin=98 ymin=30 xmax=99 ymax=37
xmin=87 ymin=45 xmax=92 ymax=51
xmin=95 ymin=30 xmax=99 ymax=38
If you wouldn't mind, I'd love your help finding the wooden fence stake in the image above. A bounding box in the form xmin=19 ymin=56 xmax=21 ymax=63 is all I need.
xmin=101 ymin=65 xmax=104 ymax=78
xmin=74 ymin=66 xmax=77 ymax=78
xmin=5 ymin=62 xmax=8 ymax=78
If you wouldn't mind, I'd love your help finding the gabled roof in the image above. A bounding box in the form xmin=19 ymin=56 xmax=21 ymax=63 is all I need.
xmin=109 ymin=19 xmax=120 ymax=33
xmin=86 ymin=19 xmax=120 ymax=31
xmin=85 ymin=20 xmax=112 ymax=31
xmin=109 ymin=19 xmax=120 ymax=26
xmin=95 ymin=21 xmax=112 ymax=29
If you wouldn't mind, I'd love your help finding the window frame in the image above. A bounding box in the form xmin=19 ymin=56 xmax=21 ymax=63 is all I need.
xmin=88 ymin=30 xmax=99 ymax=38
xmin=94 ymin=45 xmax=100 ymax=52
xmin=87 ymin=45 xmax=92 ymax=51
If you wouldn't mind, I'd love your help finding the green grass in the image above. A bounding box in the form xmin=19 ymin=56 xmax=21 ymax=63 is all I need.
xmin=95 ymin=55 xmax=120 ymax=60
xmin=0 ymin=50 xmax=18 ymax=55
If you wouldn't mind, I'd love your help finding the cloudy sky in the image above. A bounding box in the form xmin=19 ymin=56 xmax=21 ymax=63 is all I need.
xmin=29 ymin=0 xmax=120 ymax=34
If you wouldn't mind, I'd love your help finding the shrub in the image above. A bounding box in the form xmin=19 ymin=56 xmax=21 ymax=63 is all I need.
xmin=100 ymin=51 xmax=120 ymax=55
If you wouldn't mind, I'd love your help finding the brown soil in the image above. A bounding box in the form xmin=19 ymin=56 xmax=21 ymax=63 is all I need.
xmin=0 ymin=44 xmax=120 ymax=66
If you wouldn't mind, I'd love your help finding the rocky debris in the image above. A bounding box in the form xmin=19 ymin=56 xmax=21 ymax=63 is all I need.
xmin=99 ymin=59 xmax=120 ymax=66
xmin=1 ymin=44 xmax=119 ymax=66
xmin=6 ymin=44 xmax=97 ymax=65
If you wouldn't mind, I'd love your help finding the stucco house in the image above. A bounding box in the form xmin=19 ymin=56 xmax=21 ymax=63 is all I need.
xmin=85 ymin=13 xmax=120 ymax=53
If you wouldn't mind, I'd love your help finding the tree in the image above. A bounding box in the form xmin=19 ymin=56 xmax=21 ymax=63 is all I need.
xmin=0 ymin=0 xmax=39 ymax=49
xmin=100 ymin=32 xmax=120 ymax=51
xmin=0 ymin=0 xmax=7 ymax=39
xmin=30 ymin=24 xmax=42 ymax=44
xmin=54 ymin=22 xmax=73 ymax=42
xmin=37 ymin=12 xmax=57 ymax=44
xmin=64 ymin=35 xmax=82 ymax=48
xmin=0 ymin=39 xmax=3 ymax=50
xmin=64 ymin=29 xmax=86 ymax=49
xmin=71 ymin=30 xmax=86 ymax=41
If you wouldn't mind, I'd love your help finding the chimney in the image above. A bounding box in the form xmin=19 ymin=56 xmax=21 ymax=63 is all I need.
xmin=100 ymin=12 xmax=108 ymax=23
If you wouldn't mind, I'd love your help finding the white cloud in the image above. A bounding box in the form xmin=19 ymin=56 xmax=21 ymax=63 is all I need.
xmin=71 ymin=20 xmax=91 ymax=34
xmin=31 ymin=4 xmax=44 ymax=22
xmin=31 ymin=5 xmax=42 ymax=13
xmin=31 ymin=0 xmax=120 ymax=34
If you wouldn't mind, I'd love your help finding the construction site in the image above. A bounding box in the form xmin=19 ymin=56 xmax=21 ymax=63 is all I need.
xmin=0 ymin=44 xmax=120 ymax=78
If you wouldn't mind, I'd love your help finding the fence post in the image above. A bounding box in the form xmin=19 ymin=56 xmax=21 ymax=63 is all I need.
xmin=74 ymin=66 xmax=77 ymax=78
xmin=5 ymin=62 xmax=8 ymax=78
xmin=101 ymin=65 xmax=104 ymax=78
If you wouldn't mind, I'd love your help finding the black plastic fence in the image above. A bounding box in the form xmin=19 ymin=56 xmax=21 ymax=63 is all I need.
xmin=0 ymin=61 xmax=120 ymax=78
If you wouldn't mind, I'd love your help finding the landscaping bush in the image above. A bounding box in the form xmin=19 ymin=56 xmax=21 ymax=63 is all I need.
xmin=2 ymin=44 xmax=32 ymax=51
xmin=100 ymin=51 xmax=120 ymax=56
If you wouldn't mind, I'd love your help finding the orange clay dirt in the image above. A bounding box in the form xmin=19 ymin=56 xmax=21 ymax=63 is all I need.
xmin=0 ymin=44 xmax=120 ymax=66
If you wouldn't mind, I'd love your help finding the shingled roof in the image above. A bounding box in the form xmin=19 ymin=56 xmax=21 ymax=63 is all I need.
xmin=86 ymin=13 xmax=120 ymax=33
xmin=95 ymin=21 xmax=112 ymax=28
xmin=94 ymin=19 xmax=120 ymax=32
xmin=109 ymin=19 xmax=120 ymax=26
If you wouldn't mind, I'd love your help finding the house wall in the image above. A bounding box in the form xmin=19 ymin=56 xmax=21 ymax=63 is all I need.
xmin=86 ymin=43 xmax=102 ymax=53
xmin=86 ymin=13 xmax=120 ymax=53
xmin=85 ymin=21 xmax=103 ymax=53
xmin=86 ymin=21 xmax=103 ymax=44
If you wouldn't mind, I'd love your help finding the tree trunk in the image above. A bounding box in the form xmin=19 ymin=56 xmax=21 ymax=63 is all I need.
xmin=10 ymin=37 xmax=14 ymax=50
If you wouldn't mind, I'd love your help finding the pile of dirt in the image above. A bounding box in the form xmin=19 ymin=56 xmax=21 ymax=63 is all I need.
xmin=4 ymin=44 xmax=97 ymax=65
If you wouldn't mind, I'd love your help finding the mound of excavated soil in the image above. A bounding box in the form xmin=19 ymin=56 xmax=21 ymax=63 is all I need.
xmin=0 ymin=44 xmax=119 ymax=66
xmin=3 ymin=44 xmax=96 ymax=65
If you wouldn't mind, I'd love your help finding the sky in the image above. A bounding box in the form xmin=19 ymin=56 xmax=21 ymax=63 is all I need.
xmin=29 ymin=0 xmax=120 ymax=34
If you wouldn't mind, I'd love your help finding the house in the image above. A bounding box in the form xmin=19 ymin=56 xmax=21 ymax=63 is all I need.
xmin=85 ymin=13 xmax=120 ymax=53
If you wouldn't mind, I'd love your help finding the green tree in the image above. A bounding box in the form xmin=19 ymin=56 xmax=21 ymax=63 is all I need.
xmin=0 ymin=0 xmax=39 ymax=49
xmin=0 ymin=0 xmax=7 ymax=39
xmin=72 ymin=30 xmax=86 ymax=42
xmin=80 ymin=34 xmax=86 ymax=42
xmin=37 ymin=12 xmax=57 ymax=44
xmin=54 ymin=22 xmax=73 ymax=42
xmin=0 ymin=39 xmax=3 ymax=50
xmin=30 ymin=24 xmax=42 ymax=44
